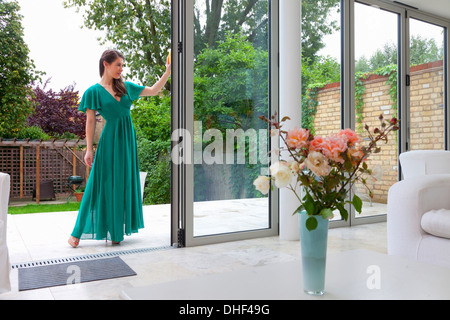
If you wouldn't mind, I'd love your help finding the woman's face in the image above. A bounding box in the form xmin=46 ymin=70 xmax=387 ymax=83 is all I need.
xmin=104 ymin=57 xmax=124 ymax=80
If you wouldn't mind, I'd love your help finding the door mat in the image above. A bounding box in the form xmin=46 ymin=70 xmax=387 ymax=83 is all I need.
xmin=18 ymin=256 xmax=136 ymax=291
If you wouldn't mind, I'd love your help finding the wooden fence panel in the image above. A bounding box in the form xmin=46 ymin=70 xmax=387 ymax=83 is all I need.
xmin=0 ymin=146 xmax=88 ymax=199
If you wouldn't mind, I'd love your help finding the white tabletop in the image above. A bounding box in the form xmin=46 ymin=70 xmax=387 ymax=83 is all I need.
xmin=121 ymin=249 xmax=450 ymax=300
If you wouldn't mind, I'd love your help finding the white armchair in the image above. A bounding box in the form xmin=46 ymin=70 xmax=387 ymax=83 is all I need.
xmin=140 ymin=172 xmax=147 ymax=202
xmin=0 ymin=173 xmax=11 ymax=293
xmin=399 ymin=150 xmax=450 ymax=179
xmin=387 ymin=150 xmax=450 ymax=268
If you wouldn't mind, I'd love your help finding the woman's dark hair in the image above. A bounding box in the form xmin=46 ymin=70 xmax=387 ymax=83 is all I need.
xmin=99 ymin=49 xmax=127 ymax=98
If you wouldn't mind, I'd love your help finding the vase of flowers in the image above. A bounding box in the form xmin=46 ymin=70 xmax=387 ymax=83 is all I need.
xmin=253 ymin=113 xmax=399 ymax=295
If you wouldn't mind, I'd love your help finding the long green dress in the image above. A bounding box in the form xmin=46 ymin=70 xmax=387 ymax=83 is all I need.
xmin=71 ymin=81 xmax=145 ymax=242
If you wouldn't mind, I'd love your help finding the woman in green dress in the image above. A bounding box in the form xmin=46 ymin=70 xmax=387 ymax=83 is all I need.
xmin=68 ymin=49 xmax=171 ymax=247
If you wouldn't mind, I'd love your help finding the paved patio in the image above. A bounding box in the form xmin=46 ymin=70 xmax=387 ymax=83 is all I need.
xmin=7 ymin=203 xmax=172 ymax=265
xmin=6 ymin=198 xmax=387 ymax=265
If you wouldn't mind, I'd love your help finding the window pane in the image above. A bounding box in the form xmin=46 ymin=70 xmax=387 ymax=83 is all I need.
xmin=354 ymin=2 xmax=399 ymax=219
xmin=409 ymin=18 xmax=446 ymax=151
xmin=193 ymin=0 xmax=270 ymax=237
xmin=302 ymin=0 xmax=342 ymax=221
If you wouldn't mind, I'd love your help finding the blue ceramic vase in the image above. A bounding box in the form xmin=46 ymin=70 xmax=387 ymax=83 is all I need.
xmin=299 ymin=211 xmax=329 ymax=296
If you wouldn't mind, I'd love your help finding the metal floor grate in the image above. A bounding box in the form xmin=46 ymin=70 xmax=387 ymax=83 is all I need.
xmin=11 ymin=244 xmax=177 ymax=269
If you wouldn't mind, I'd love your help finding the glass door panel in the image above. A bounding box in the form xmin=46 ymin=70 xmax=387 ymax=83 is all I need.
xmin=301 ymin=0 xmax=343 ymax=222
xmin=409 ymin=18 xmax=446 ymax=151
xmin=353 ymin=2 xmax=400 ymax=221
xmin=189 ymin=0 xmax=274 ymax=241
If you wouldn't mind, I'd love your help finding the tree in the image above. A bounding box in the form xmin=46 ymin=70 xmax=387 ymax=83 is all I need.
xmin=302 ymin=0 xmax=340 ymax=63
xmin=410 ymin=35 xmax=443 ymax=65
xmin=355 ymin=55 xmax=370 ymax=74
xmin=0 ymin=0 xmax=40 ymax=137
xmin=368 ymin=42 xmax=398 ymax=71
xmin=194 ymin=0 xmax=269 ymax=54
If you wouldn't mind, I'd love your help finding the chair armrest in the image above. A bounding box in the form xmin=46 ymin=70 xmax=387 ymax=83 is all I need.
xmin=387 ymin=174 xmax=450 ymax=260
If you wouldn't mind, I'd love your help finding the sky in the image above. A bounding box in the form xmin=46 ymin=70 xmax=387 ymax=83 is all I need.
xmin=17 ymin=0 xmax=111 ymax=95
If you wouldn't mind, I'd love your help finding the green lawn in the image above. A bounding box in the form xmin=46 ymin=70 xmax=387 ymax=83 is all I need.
xmin=8 ymin=202 xmax=81 ymax=215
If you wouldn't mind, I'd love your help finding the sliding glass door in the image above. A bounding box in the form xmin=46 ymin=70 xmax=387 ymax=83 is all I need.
xmin=171 ymin=0 xmax=449 ymax=245
xmin=301 ymin=0 xmax=345 ymax=225
xmin=176 ymin=0 xmax=278 ymax=246
xmin=348 ymin=1 xmax=449 ymax=225
xmin=352 ymin=1 xmax=401 ymax=223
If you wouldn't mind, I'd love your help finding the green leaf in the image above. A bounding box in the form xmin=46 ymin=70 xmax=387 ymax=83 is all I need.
xmin=336 ymin=203 xmax=348 ymax=221
xmin=293 ymin=204 xmax=304 ymax=216
xmin=306 ymin=216 xmax=318 ymax=231
xmin=352 ymin=194 xmax=363 ymax=213
xmin=320 ymin=208 xmax=333 ymax=220
xmin=303 ymin=193 xmax=316 ymax=216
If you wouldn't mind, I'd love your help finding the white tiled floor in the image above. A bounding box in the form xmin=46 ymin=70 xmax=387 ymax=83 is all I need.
xmin=1 ymin=202 xmax=388 ymax=300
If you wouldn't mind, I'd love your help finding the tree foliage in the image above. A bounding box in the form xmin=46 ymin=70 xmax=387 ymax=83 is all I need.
xmin=27 ymin=79 xmax=87 ymax=139
xmin=302 ymin=0 xmax=340 ymax=63
xmin=136 ymin=137 xmax=171 ymax=205
xmin=131 ymin=94 xmax=171 ymax=142
xmin=0 ymin=0 xmax=41 ymax=137
xmin=194 ymin=31 xmax=268 ymax=132
xmin=194 ymin=0 xmax=269 ymax=54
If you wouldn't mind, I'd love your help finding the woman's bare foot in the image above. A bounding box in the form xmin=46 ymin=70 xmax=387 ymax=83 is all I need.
xmin=68 ymin=236 xmax=80 ymax=248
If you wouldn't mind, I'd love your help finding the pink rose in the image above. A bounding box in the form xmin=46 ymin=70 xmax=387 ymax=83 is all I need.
xmin=348 ymin=146 xmax=364 ymax=160
xmin=285 ymin=127 xmax=310 ymax=150
xmin=309 ymin=136 xmax=324 ymax=152
xmin=338 ymin=129 xmax=360 ymax=146
xmin=321 ymin=136 xmax=348 ymax=164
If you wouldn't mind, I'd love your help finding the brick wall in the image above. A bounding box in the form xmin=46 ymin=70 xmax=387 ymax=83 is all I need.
xmin=313 ymin=60 xmax=444 ymax=203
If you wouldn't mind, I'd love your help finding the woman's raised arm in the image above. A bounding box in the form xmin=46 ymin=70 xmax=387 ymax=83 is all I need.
xmin=140 ymin=55 xmax=171 ymax=97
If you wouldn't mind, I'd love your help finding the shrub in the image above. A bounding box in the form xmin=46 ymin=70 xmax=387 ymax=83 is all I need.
xmin=137 ymin=137 xmax=171 ymax=205
xmin=15 ymin=125 xmax=50 ymax=140
xmin=143 ymin=155 xmax=171 ymax=205
xmin=131 ymin=95 xmax=171 ymax=142
xmin=27 ymin=80 xmax=86 ymax=139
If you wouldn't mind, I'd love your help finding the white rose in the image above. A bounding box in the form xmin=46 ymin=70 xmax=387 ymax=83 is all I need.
xmin=270 ymin=161 xmax=293 ymax=188
xmin=305 ymin=151 xmax=331 ymax=177
xmin=253 ymin=176 xmax=271 ymax=195
xmin=288 ymin=160 xmax=300 ymax=173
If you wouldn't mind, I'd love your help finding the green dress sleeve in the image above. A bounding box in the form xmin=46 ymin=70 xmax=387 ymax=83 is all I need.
xmin=78 ymin=85 xmax=102 ymax=113
xmin=125 ymin=81 xmax=146 ymax=101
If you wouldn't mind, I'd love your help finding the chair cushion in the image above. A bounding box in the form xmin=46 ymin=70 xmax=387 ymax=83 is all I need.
xmin=421 ymin=209 xmax=450 ymax=239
